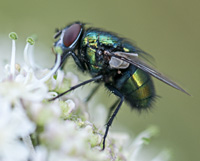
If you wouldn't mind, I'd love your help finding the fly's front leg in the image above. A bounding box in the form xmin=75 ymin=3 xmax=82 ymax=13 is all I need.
xmin=49 ymin=75 xmax=103 ymax=101
xmin=70 ymin=52 xmax=86 ymax=71
xmin=59 ymin=51 xmax=86 ymax=71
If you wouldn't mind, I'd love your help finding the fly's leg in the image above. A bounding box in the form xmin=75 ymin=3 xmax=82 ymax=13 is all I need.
xmin=106 ymin=99 xmax=120 ymax=122
xmin=49 ymin=75 xmax=103 ymax=101
xmin=59 ymin=51 xmax=86 ymax=71
xmin=70 ymin=52 xmax=86 ymax=71
xmin=102 ymin=84 xmax=124 ymax=150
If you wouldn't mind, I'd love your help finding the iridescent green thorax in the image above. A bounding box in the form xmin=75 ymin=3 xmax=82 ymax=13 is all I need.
xmin=80 ymin=30 xmax=122 ymax=75
xmin=82 ymin=31 xmax=120 ymax=48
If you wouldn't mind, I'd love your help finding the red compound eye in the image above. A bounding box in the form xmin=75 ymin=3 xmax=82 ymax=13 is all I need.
xmin=63 ymin=23 xmax=81 ymax=47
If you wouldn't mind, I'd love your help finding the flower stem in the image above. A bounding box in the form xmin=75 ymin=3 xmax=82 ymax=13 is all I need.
xmin=24 ymin=43 xmax=31 ymax=67
xmin=9 ymin=32 xmax=18 ymax=79
xmin=40 ymin=53 xmax=61 ymax=82
xmin=24 ymin=37 xmax=35 ymax=68
xmin=10 ymin=39 xmax=16 ymax=78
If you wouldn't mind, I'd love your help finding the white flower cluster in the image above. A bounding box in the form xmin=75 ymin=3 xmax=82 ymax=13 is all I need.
xmin=0 ymin=33 xmax=171 ymax=161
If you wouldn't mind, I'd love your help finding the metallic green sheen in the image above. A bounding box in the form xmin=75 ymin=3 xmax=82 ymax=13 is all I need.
xmin=87 ymin=47 xmax=96 ymax=64
xmin=99 ymin=34 xmax=119 ymax=47
xmin=81 ymin=31 xmax=121 ymax=74
xmin=120 ymin=68 xmax=155 ymax=108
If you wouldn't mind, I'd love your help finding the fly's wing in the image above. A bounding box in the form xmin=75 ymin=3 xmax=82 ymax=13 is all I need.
xmin=109 ymin=52 xmax=138 ymax=69
xmin=111 ymin=52 xmax=190 ymax=96
xmin=109 ymin=57 xmax=129 ymax=69
xmin=135 ymin=48 xmax=155 ymax=65
xmin=122 ymin=42 xmax=156 ymax=66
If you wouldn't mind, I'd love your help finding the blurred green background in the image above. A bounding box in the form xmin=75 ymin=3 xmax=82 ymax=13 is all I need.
xmin=0 ymin=0 xmax=199 ymax=160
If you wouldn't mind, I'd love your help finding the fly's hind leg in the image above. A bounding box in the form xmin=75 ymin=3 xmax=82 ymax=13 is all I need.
xmin=102 ymin=84 xmax=124 ymax=150
xmin=106 ymin=99 xmax=120 ymax=122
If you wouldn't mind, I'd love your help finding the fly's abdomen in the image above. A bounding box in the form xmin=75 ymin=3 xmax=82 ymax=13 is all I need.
xmin=120 ymin=67 xmax=155 ymax=110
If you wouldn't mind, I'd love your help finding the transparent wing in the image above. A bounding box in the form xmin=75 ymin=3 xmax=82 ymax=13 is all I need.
xmin=111 ymin=52 xmax=190 ymax=95
xmin=122 ymin=41 xmax=156 ymax=66
xmin=136 ymin=48 xmax=155 ymax=66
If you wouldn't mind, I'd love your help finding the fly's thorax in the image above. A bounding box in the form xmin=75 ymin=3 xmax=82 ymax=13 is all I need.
xmin=80 ymin=30 xmax=122 ymax=75
xmin=79 ymin=46 xmax=106 ymax=74
xmin=81 ymin=30 xmax=121 ymax=47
